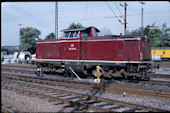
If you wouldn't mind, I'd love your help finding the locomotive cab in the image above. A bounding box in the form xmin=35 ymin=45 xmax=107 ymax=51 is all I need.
xmin=61 ymin=26 xmax=100 ymax=39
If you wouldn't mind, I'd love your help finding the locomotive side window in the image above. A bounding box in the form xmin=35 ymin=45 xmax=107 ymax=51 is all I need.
xmin=63 ymin=32 xmax=69 ymax=38
xmin=74 ymin=31 xmax=79 ymax=37
xmin=69 ymin=31 xmax=75 ymax=38
xmin=81 ymin=31 xmax=89 ymax=38
xmin=62 ymin=31 xmax=79 ymax=39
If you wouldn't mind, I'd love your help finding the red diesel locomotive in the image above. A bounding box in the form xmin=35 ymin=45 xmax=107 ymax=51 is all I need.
xmin=35 ymin=26 xmax=156 ymax=79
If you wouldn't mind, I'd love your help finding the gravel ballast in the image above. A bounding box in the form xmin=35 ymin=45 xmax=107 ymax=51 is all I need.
xmin=1 ymin=88 xmax=94 ymax=112
xmin=1 ymin=65 xmax=170 ymax=112
xmin=2 ymin=79 xmax=170 ymax=112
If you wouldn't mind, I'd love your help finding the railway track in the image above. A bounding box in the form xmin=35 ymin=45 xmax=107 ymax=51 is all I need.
xmin=2 ymin=72 xmax=170 ymax=100
xmin=2 ymin=63 xmax=170 ymax=88
xmin=147 ymin=73 xmax=170 ymax=78
xmin=2 ymin=64 xmax=170 ymax=112
xmin=2 ymin=64 xmax=170 ymax=78
xmin=2 ymin=78 xmax=169 ymax=112
xmin=2 ymin=64 xmax=170 ymax=87
xmin=1 ymin=106 xmax=14 ymax=113
xmin=1 ymin=64 xmax=37 ymax=69
xmin=154 ymin=62 xmax=170 ymax=67
xmin=1 ymin=66 xmax=37 ymax=74
xmin=126 ymin=79 xmax=170 ymax=86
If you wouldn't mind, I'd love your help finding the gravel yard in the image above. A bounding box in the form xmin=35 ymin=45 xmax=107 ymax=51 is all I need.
xmin=2 ymin=79 xmax=170 ymax=112
xmin=154 ymin=67 xmax=170 ymax=75
xmin=1 ymin=65 xmax=170 ymax=112
xmin=1 ymin=88 xmax=94 ymax=112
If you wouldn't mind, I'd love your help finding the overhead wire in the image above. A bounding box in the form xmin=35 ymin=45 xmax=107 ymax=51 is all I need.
xmin=105 ymin=1 xmax=123 ymax=24
xmin=113 ymin=1 xmax=128 ymax=27
xmin=113 ymin=1 xmax=124 ymax=19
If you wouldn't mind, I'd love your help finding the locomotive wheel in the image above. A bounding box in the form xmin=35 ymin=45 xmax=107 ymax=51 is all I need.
xmin=82 ymin=69 xmax=88 ymax=75
xmin=133 ymin=76 xmax=136 ymax=80
xmin=64 ymin=70 xmax=71 ymax=77
xmin=140 ymin=71 xmax=147 ymax=80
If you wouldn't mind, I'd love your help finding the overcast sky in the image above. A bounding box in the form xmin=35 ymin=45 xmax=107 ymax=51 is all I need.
xmin=1 ymin=1 xmax=170 ymax=46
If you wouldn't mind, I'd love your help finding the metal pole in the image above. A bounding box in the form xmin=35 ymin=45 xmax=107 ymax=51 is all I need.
xmin=140 ymin=2 xmax=145 ymax=35
xmin=55 ymin=2 xmax=58 ymax=39
xmin=119 ymin=2 xmax=127 ymax=35
xmin=18 ymin=24 xmax=22 ymax=51
xmin=124 ymin=2 xmax=127 ymax=35
xmin=141 ymin=4 xmax=143 ymax=34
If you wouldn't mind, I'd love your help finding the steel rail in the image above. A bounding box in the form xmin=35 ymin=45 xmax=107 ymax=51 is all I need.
xmin=2 ymin=64 xmax=170 ymax=78
xmin=154 ymin=62 xmax=170 ymax=67
xmin=2 ymin=69 xmax=170 ymax=87
xmin=1 ymin=84 xmax=116 ymax=112
xmin=1 ymin=64 xmax=36 ymax=69
xmin=1 ymin=106 xmax=14 ymax=113
xmin=2 ymin=73 xmax=170 ymax=100
xmin=1 ymin=67 xmax=37 ymax=74
xmin=134 ymin=79 xmax=170 ymax=86
xmin=2 ymin=79 xmax=169 ymax=112
xmin=147 ymin=73 xmax=170 ymax=78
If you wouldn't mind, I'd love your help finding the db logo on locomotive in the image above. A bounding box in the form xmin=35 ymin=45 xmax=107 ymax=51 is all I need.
xmin=69 ymin=44 xmax=76 ymax=50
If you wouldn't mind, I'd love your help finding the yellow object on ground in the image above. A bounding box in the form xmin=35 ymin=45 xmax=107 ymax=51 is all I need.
xmin=94 ymin=65 xmax=102 ymax=83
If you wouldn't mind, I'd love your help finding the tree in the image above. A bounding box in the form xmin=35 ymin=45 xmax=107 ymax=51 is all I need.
xmin=159 ymin=23 xmax=170 ymax=47
xmin=127 ymin=23 xmax=170 ymax=47
xmin=19 ymin=27 xmax=41 ymax=54
xmin=98 ymin=27 xmax=113 ymax=36
xmin=44 ymin=33 xmax=55 ymax=40
xmin=67 ymin=23 xmax=84 ymax=29
xmin=1 ymin=48 xmax=9 ymax=54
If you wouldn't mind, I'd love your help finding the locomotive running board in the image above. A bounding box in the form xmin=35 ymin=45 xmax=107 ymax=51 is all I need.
xmin=35 ymin=59 xmax=154 ymax=64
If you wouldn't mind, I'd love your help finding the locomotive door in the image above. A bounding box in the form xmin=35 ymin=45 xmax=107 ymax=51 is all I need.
xmin=60 ymin=40 xmax=81 ymax=60
xmin=67 ymin=41 xmax=81 ymax=60
xmin=81 ymin=38 xmax=96 ymax=60
xmin=36 ymin=43 xmax=44 ymax=59
xmin=60 ymin=31 xmax=81 ymax=60
xmin=124 ymin=40 xmax=138 ymax=61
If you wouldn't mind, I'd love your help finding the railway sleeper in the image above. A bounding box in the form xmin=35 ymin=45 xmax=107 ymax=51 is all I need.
xmin=2 ymin=79 xmax=170 ymax=112
xmin=3 ymin=85 xmax=113 ymax=112
xmin=2 ymin=82 xmax=121 ymax=112
xmin=3 ymin=77 xmax=170 ymax=98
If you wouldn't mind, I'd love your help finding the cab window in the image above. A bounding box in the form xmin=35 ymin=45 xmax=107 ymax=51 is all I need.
xmin=63 ymin=32 xmax=69 ymax=38
xmin=74 ymin=31 xmax=79 ymax=37
xmin=69 ymin=31 xmax=75 ymax=38
xmin=81 ymin=31 xmax=89 ymax=38
xmin=62 ymin=31 xmax=79 ymax=38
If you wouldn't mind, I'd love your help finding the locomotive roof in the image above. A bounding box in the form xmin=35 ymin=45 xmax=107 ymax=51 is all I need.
xmin=61 ymin=26 xmax=100 ymax=32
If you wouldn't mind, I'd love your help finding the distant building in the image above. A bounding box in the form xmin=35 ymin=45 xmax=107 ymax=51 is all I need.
xmin=1 ymin=51 xmax=7 ymax=55
xmin=1 ymin=45 xmax=19 ymax=54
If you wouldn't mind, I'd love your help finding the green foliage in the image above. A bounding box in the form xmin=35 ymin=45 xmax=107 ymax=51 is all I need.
xmin=19 ymin=27 xmax=41 ymax=54
xmin=1 ymin=48 xmax=9 ymax=54
xmin=44 ymin=33 xmax=55 ymax=40
xmin=128 ymin=23 xmax=170 ymax=47
xmin=68 ymin=23 xmax=84 ymax=29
